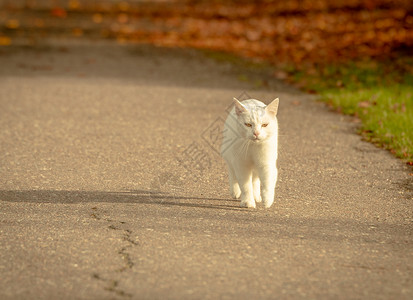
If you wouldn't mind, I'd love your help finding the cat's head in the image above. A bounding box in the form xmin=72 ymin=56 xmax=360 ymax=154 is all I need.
xmin=233 ymin=98 xmax=279 ymax=142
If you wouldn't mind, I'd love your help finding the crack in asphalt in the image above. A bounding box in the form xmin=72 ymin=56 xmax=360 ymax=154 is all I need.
xmin=92 ymin=273 xmax=132 ymax=298
xmin=89 ymin=207 xmax=139 ymax=298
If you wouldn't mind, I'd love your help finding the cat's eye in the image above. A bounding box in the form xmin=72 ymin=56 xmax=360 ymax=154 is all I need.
xmin=262 ymin=123 xmax=269 ymax=127
xmin=245 ymin=123 xmax=252 ymax=127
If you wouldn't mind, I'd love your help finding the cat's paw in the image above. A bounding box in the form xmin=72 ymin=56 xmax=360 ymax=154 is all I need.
xmin=230 ymin=185 xmax=241 ymax=199
xmin=263 ymin=198 xmax=274 ymax=208
xmin=240 ymin=200 xmax=256 ymax=209
xmin=254 ymin=193 xmax=262 ymax=203
xmin=262 ymin=190 xmax=275 ymax=208
xmin=231 ymin=191 xmax=241 ymax=199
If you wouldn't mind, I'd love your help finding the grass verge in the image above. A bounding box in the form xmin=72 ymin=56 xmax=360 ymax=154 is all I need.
xmin=288 ymin=55 xmax=413 ymax=165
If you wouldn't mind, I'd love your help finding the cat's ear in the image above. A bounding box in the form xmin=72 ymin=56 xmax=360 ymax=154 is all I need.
xmin=266 ymin=98 xmax=279 ymax=116
xmin=233 ymin=98 xmax=248 ymax=116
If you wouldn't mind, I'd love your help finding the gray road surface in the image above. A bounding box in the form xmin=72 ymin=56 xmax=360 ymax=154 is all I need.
xmin=0 ymin=43 xmax=412 ymax=299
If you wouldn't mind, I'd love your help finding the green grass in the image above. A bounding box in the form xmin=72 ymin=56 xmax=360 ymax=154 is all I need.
xmin=290 ymin=57 xmax=413 ymax=164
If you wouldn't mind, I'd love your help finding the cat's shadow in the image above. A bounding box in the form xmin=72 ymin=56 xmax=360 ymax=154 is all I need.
xmin=0 ymin=189 xmax=244 ymax=211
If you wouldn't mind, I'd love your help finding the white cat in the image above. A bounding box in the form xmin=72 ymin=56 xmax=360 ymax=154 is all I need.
xmin=221 ymin=98 xmax=279 ymax=208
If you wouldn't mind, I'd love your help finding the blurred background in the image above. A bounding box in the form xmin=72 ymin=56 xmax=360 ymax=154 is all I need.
xmin=1 ymin=0 xmax=412 ymax=163
xmin=1 ymin=0 xmax=412 ymax=64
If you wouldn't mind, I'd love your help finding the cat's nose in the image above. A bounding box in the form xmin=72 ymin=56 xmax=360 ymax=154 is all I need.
xmin=253 ymin=130 xmax=260 ymax=137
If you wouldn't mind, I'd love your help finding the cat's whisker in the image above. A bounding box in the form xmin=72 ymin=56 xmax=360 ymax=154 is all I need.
xmin=234 ymin=140 xmax=244 ymax=158
xmin=236 ymin=140 xmax=251 ymax=159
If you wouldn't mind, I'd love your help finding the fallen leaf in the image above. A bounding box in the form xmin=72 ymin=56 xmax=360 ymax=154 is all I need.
xmin=34 ymin=18 xmax=45 ymax=28
xmin=92 ymin=13 xmax=103 ymax=24
xmin=51 ymin=7 xmax=67 ymax=18
xmin=358 ymin=101 xmax=371 ymax=108
xmin=0 ymin=36 xmax=11 ymax=46
xmin=5 ymin=19 xmax=19 ymax=29
xmin=72 ymin=28 xmax=83 ymax=37
xmin=117 ymin=13 xmax=129 ymax=24
xmin=274 ymin=70 xmax=288 ymax=80
xmin=118 ymin=1 xmax=130 ymax=12
xmin=69 ymin=0 xmax=81 ymax=10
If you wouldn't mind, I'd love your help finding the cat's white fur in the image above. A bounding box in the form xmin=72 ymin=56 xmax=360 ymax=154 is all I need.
xmin=221 ymin=98 xmax=279 ymax=208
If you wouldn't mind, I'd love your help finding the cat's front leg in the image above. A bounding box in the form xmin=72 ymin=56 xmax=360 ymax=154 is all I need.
xmin=252 ymin=174 xmax=262 ymax=203
xmin=235 ymin=166 xmax=255 ymax=208
xmin=227 ymin=166 xmax=241 ymax=199
xmin=231 ymin=183 xmax=241 ymax=199
xmin=259 ymin=165 xmax=278 ymax=208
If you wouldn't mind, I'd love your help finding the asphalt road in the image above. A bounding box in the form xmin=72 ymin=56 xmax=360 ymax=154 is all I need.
xmin=0 ymin=43 xmax=412 ymax=300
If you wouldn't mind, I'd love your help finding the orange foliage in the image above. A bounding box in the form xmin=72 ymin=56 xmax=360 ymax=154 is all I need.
xmin=1 ymin=0 xmax=412 ymax=65
xmin=109 ymin=0 xmax=413 ymax=65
